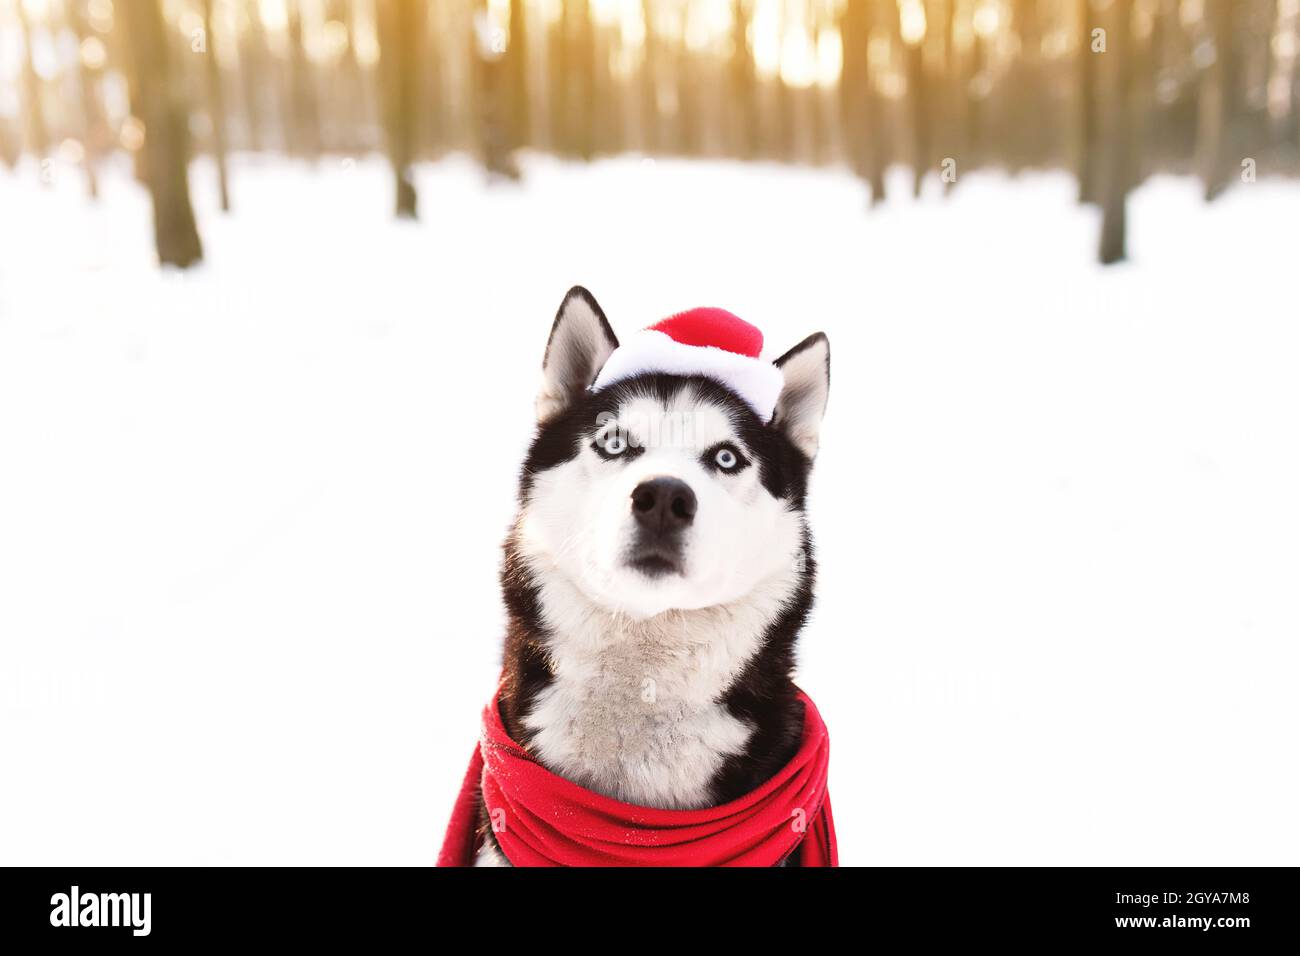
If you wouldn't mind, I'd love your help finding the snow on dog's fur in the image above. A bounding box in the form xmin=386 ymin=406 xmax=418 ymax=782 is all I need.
xmin=477 ymin=287 xmax=829 ymax=865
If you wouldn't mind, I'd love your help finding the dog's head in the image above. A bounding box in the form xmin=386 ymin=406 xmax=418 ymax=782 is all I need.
xmin=513 ymin=287 xmax=830 ymax=620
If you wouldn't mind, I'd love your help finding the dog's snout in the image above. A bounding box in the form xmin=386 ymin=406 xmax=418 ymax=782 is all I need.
xmin=631 ymin=477 xmax=697 ymax=534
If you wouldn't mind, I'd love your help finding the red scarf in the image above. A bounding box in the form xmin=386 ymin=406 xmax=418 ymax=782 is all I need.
xmin=437 ymin=687 xmax=837 ymax=867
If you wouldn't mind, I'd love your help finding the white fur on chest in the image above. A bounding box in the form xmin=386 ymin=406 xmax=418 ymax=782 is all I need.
xmin=519 ymin=558 xmax=798 ymax=810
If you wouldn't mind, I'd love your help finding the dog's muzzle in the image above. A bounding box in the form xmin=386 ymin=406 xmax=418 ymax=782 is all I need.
xmin=626 ymin=477 xmax=695 ymax=576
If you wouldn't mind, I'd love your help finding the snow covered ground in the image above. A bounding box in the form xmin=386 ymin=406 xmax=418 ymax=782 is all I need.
xmin=1 ymin=152 xmax=1298 ymax=865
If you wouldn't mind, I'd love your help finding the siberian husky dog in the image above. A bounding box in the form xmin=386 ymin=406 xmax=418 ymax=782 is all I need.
xmin=477 ymin=287 xmax=830 ymax=865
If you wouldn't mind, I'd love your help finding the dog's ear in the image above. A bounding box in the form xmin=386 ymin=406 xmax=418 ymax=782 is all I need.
xmin=537 ymin=286 xmax=619 ymax=424
xmin=772 ymin=333 xmax=830 ymax=459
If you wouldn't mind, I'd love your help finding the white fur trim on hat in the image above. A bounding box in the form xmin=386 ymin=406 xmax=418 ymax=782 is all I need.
xmin=590 ymin=329 xmax=785 ymax=421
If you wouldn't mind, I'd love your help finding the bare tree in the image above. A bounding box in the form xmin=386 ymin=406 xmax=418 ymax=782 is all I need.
xmin=378 ymin=0 xmax=423 ymax=217
xmin=1098 ymin=0 xmax=1136 ymax=264
xmin=894 ymin=2 xmax=929 ymax=197
xmin=122 ymin=0 xmax=204 ymax=267
xmin=940 ymin=0 xmax=962 ymax=195
xmin=1009 ymin=0 xmax=1047 ymax=169
xmin=840 ymin=0 xmax=886 ymax=203
xmin=1077 ymin=0 xmax=1099 ymax=204
xmin=507 ymin=0 xmax=529 ymax=152
xmin=561 ymin=0 xmax=596 ymax=158
xmin=68 ymin=0 xmax=107 ymax=198
xmin=674 ymin=18 xmax=701 ymax=156
xmin=963 ymin=2 xmax=988 ymax=172
xmin=472 ymin=0 xmax=521 ymax=178
xmin=640 ymin=0 xmax=661 ymax=154
xmin=731 ymin=0 xmax=761 ymax=158
xmin=238 ymin=0 xmax=269 ymax=151
xmin=286 ymin=0 xmax=323 ymax=159
xmin=16 ymin=0 xmax=49 ymax=170
xmin=1196 ymin=0 xmax=1240 ymax=200
xmin=201 ymin=0 xmax=232 ymax=210
xmin=1290 ymin=10 xmax=1300 ymax=148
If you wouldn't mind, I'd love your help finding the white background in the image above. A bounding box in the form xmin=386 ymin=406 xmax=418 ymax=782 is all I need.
xmin=1 ymin=154 xmax=1297 ymax=864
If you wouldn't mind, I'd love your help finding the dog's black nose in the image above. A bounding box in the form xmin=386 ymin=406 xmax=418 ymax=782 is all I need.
xmin=631 ymin=478 xmax=697 ymax=534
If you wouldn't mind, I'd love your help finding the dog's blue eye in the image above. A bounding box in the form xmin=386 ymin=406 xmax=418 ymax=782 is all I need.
xmin=593 ymin=430 xmax=639 ymax=461
xmin=708 ymin=443 xmax=747 ymax=473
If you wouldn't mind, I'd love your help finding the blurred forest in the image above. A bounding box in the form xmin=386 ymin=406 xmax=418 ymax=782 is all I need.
xmin=2 ymin=0 xmax=1297 ymax=266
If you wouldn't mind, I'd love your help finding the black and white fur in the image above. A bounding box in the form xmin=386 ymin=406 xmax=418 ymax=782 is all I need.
xmin=477 ymin=287 xmax=830 ymax=866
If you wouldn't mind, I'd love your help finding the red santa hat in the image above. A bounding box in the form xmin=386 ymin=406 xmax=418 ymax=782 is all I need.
xmin=591 ymin=307 xmax=785 ymax=421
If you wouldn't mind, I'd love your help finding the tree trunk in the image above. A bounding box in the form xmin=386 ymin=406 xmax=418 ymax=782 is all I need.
xmin=904 ymin=31 xmax=928 ymax=196
xmin=0 ymin=124 xmax=17 ymax=169
xmin=286 ymin=1 xmax=322 ymax=160
xmin=640 ymin=0 xmax=660 ymax=154
xmin=346 ymin=0 xmax=378 ymax=149
xmin=731 ymin=0 xmax=760 ymax=158
xmin=840 ymin=0 xmax=886 ymax=203
xmin=1098 ymin=0 xmax=1135 ymax=265
xmin=1291 ymin=13 xmax=1300 ymax=150
xmin=422 ymin=1 xmax=447 ymax=156
xmin=324 ymin=0 xmax=364 ymax=151
xmin=123 ymin=0 xmax=204 ymax=268
xmin=807 ymin=1 xmax=830 ymax=165
xmin=563 ymin=0 xmax=596 ymax=158
xmin=472 ymin=0 xmax=520 ymax=178
xmin=941 ymin=0 xmax=961 ymax=194
xmin=675 ymin=39 xmax=702 ymax=156
xmin=1195 ymin=0 xmax=1238 ymax=201
xmin=1010 ymin=0 xmax=1044 ymax=168
xmin=507 ymin=0 xmax=529 ymax=152
xmin=965 ymin=8 xmax=986 ymax=175
xmin=379 ymin=0 xmax=422 ymax=218
xmin=68 ymin=0 xmax=105 ymax=199
xmin=16 ymin=0 xmax=49 ymax=169
xmin=239 ymin=0 xmax=267 ymax=152
xmin=591 ymin=18 xmax=620 ymax=155
xmin=1077 ymin=0 xmax=1099 ymax=204
xmin=839 ymin=0 xmax=868 ymax=176
xmin=201 ymin=0 xmax=231 ymax=211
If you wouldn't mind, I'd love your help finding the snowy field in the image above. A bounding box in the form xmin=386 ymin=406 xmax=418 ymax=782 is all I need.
xmin=1 ymin=152 xmax=1298 ymax=866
